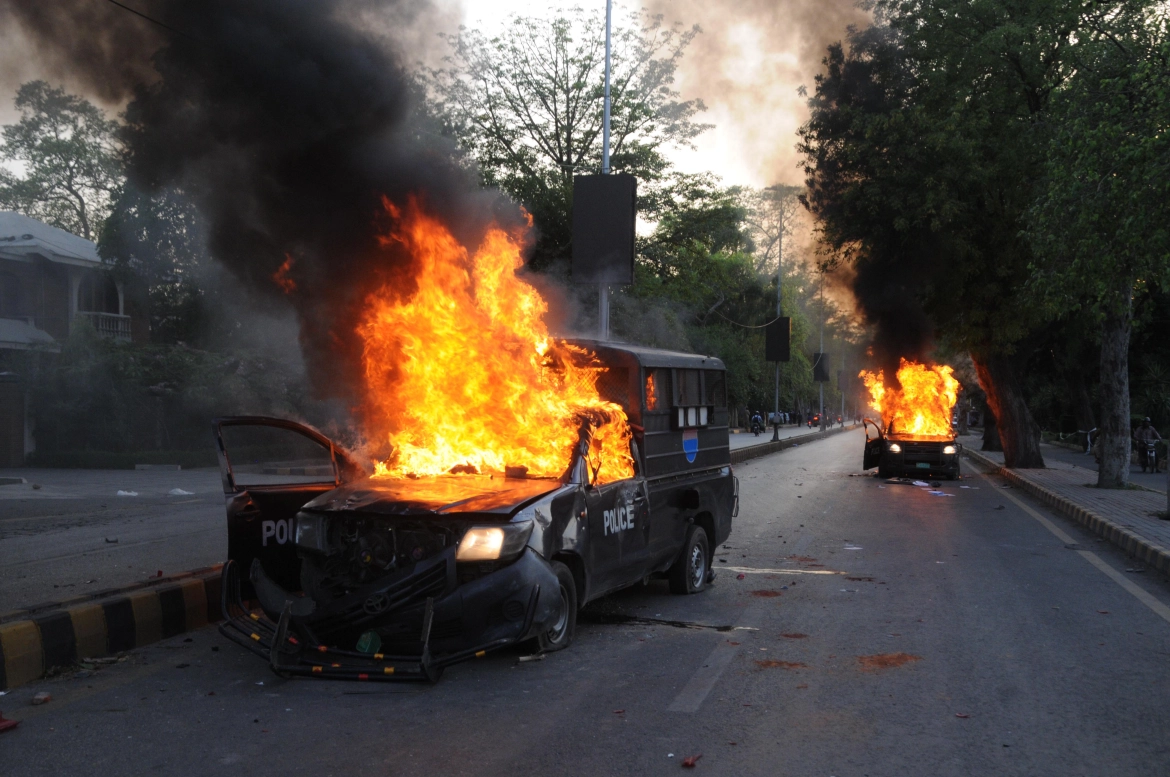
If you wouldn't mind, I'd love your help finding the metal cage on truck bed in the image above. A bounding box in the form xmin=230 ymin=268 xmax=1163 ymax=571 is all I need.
xmin=567 ymin=340 xmax=731 ymax=479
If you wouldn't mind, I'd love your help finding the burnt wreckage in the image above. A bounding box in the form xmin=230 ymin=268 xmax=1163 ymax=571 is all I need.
xmin=215 ymin=341 xmax=738 ymax=681
xmin=862 ymin=418 xmax=961 ymax=480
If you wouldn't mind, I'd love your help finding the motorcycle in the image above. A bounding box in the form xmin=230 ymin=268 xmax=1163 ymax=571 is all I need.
xmin=751 ymin=420 xmax=763 ymax=436
xmin=1139 ymin=439 xmax=1159 ymax=473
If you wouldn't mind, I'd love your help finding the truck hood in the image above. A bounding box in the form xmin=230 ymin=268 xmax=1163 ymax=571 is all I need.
xmin=302 ymin=474 xmax=570 ymax=517
xmin=885 ymin=434 xmax=956 ymax=443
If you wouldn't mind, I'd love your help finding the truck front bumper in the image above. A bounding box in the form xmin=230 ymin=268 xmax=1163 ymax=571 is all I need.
xmin=218 ymin=547 xmax=563 ymax=681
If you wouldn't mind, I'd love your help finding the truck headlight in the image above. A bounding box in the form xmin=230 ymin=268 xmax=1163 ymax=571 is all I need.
xmin=888 ymin=443 xmax=902 ymax=453
xmin=294 ymin=513 xmax=329 ymax=553
xmin=943 ymin=445 xmax=957 ymax=455
xmin=457 ymin=521 xmax=533 ymax=562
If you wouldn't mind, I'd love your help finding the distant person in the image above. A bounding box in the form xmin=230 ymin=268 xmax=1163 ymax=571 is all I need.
xmin=1134 ymin=417 xmax=1162 ymax=472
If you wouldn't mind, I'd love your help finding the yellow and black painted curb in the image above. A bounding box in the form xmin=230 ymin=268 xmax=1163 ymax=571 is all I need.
xmin=0 ymin=565 xmax=224 ymax=691
xmin=965 ymin=449 xmax=1170 ymax=576
xmin=729 ymin=423 xmax=859 ymax=466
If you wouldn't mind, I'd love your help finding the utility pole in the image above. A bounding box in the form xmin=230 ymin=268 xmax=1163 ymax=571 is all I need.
xmin=818 ymin=271 xmax=825 ymax=431
xmin=771 ymin=224 xmax=783 ymax=442
xmin=598 ymin=0 xmax=613 ymax=341
xmin=840 ymin=346 xmax=846 ymax=425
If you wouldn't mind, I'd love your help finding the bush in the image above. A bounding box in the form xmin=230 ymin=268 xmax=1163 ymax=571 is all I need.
xmin=20 ymin=321 xmax=338 ymax=464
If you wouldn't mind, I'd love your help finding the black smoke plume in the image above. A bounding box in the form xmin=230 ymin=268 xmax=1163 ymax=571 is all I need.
xmin=848 ymin=248 xmax=935 ymax=378
xmin=6 ymin=0 xmax=502 ymax=406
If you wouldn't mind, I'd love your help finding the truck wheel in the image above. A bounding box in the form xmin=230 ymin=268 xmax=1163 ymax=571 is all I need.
xmin=669 ymin=525 xmax=710 ymax=595
xmin=537 ymin=561 xmax=577 ymax=653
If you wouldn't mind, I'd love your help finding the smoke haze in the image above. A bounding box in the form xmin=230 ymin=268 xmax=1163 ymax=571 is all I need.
xmin=645 ymin=0 xmax=870 ymax=188
xmin=0 ymin=2 xmax=161 ymax=107
xmin=2 ymin=0 xmax=508 ymax=414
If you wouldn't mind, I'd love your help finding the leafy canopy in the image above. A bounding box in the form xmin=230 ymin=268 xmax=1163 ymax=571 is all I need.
xmin=1025 ymin=10 xmax=1170 ymax=317
xmin=422 ymin=7 xmax=710 ymax=267
xmin=0 ymin=81 xmax=122 ymax=240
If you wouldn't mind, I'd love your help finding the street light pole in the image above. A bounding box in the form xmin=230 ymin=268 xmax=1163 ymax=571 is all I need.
xmin=818 ymin=271 xmax=825 ymax=432
xmin=772 ymin=225 xmax=783 ymax=442
xmin=598 ymin=0 xmax=612 ymax=341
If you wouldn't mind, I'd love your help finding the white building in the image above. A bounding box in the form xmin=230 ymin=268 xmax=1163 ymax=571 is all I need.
xmin=0 ymin=211 xmax=142 ymax=466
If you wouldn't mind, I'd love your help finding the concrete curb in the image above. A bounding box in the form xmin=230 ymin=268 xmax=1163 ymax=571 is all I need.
xmin=964 ymin=448 xmax=1170 ymax=576
xmin=730 ymin=424 xmax=859 ymax=466
xmin=0 ymin=565 xmax=224 ymax=691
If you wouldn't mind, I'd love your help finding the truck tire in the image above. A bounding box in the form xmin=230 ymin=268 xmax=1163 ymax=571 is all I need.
xmin=537 ymin=561 xmax=577 ymax=652
xmin=669 ymin=525 xmax=710 ymax=595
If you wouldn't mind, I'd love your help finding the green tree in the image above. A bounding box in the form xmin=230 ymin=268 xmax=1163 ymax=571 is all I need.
xmin=0 ymin=81 xmax=122 ymax=240
xmin=99 ymin=186 xmax=210 ymax=344
xmin=1025 ymin=12 xmax=1170 ymax=487
xmin=744 ymin=184 xmax=802 ymax=277
xmin=796 ymin=2 xmax=1145 ymax=467
xmin=610 ymin=179 xmax=840 ymax=418
xmin=423 ymin=8 xmax=710 ymax=268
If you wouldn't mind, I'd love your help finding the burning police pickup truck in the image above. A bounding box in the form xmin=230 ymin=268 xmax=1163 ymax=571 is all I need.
xmin=859 ymin=359 xmax=962 ymax=480
xmin=863 ymin=419 xmax=961 ymax=479
xmin=215 ymin=342 xmax=737 ymax=681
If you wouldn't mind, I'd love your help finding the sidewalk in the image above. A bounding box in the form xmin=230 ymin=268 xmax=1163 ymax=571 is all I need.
xmin=729 ymin=423 xmax=859 ymax=465
xmin=959 ymin=435 xmax=1170 ymax=575
xmin=728 ymin=422 xmax=851 ymax=451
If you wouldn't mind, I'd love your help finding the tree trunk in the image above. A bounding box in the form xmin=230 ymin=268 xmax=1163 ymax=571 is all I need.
xmin=1097 ymin=296 xmax=1132 ymax=488
xmin=972 ymin=353 xmax=1045 ymax=468
xmin=982 ymin=406 xmax=1002 ymax=452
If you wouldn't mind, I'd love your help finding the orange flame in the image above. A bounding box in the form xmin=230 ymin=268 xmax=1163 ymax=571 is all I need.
xmin=645 ymin=372 xmax=661 ymax=411
xmin=358 ymin=197 xmax=634 ymax=483
xmin=859 ymin=359 xmax=959 ymax=437
xmin=273 ymin=255 xmax=296 ymax=293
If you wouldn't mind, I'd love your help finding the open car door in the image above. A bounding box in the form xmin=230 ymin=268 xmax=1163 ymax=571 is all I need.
xmin=215 ymin=417 xmax=364 ymax=597
xmin=863 ymin=418 xmax=884 ymax=471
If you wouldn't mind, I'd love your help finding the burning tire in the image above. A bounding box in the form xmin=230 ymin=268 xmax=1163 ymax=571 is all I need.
xmin=669 ymin=525 xmax=710 ymax=595
xmin=537 ymin=561 xmax=577 ymax=652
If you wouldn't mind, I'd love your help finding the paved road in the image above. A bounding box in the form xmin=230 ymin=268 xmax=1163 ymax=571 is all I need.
xmin=0 ymin=468 xmax=225 ymax=612
xmin=4 ymin=430 xmax=1169 ymax=776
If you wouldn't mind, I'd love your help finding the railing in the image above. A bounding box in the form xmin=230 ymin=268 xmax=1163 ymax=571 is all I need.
xmin=76 ymin=311 xmax=132 ymax=341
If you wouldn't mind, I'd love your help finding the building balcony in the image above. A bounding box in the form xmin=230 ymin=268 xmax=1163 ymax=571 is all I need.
xmin=76 ymin=311 xmax=132 ymax=341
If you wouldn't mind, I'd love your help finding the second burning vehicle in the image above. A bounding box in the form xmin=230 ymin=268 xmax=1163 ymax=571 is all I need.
xmin=858 ymin=359 xmax=963 ymax=480
xmin=215 ymin=341 xmax=737 ymax=680
xmin=862 ymin=417 xmax=961 ymax=479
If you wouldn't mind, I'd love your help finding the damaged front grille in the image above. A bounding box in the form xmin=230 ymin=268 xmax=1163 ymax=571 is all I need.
xmin=301 ymin=514 xmax=457 ymax=601
xmin=900 ymin=442 xmax=946 ymax=462
xmin=307 ymin=547 xmax=455 ymax=636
